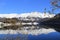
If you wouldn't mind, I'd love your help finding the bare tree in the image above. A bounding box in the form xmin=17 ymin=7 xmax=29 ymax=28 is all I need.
xmin=50 ymin=0 xmax=60 ymax=14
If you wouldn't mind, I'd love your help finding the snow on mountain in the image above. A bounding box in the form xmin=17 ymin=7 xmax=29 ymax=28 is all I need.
xmin=0 ymin=12 xmax=55 ymax=18
xmin=18 ymin=12 xmax=55 ymax=18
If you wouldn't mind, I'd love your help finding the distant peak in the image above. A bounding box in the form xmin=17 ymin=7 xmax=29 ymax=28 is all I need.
xmin=0 ymin=12 xmax=55 ymax=18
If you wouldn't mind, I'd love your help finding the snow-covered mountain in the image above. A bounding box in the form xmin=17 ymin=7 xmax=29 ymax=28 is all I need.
xmin=20 ymin=12 xmax=55 ymax=18
xmin=0 ymin=12 xmax=55 ymax=18
xmin=0 ymin=12 xmax=56 ymax=35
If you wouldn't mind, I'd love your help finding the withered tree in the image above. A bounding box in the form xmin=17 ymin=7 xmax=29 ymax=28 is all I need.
xmin=50 ymin=0 xmax=60 ymax=14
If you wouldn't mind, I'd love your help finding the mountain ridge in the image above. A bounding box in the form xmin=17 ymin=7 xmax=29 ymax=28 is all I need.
xmin=0 ymin=12 xmax=55 ymax=18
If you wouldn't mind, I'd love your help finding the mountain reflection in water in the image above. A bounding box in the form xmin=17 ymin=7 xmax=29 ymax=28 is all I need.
xmin=0 ymin=26 xmax=60 ymax=40
xmin=0 ymin=32 xmax=60 ymax=40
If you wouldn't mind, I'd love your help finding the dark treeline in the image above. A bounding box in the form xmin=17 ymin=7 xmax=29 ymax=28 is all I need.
xmin=40 ymin=13 xmax=60 ymax=32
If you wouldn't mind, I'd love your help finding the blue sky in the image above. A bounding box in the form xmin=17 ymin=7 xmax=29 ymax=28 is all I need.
xmin=0 ymin=0 xmax=54 ymax=14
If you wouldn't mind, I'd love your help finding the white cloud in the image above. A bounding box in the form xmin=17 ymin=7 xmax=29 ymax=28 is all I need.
xmin=0 ymin=13 xmax=17 ymax=18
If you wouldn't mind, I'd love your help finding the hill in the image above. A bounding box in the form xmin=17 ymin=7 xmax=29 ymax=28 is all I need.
xmin=40 ymin=13 xmax=60 ymax=32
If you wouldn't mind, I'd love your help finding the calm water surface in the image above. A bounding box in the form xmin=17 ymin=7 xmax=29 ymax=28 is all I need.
xmin=0 ymin=32 xmax=60 ymax=40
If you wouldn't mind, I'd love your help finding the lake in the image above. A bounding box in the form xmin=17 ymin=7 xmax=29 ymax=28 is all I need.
xmin=0 ymin=31 xmax=60 ymax=40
